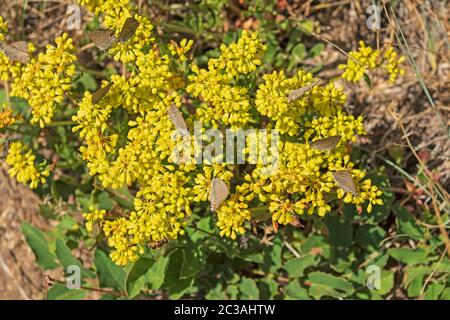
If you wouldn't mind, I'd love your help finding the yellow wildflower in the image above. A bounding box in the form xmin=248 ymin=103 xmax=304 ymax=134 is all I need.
xmin=5 ymin=142 xmax=49 ymax=189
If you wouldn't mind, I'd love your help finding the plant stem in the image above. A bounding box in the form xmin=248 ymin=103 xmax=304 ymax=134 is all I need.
xmin=44 ymin=275 xmax=125 ymax=298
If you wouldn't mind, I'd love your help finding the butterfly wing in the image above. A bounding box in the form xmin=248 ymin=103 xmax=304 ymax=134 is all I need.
xmin=92 ymin=83 xmax=113 ymax=104
xmin=3 ymin=41 xmax=30 ymax=64
xmin=118 ymin=17 xmax=139 ymax=43
xmin=0 ymin=138 xmax=9 ymax=158
xmin=287 ymin=79 xmax=321 ymax=103
xmin=311 ymin=135 xmax=341 ymax=151
xmin=89 ymin=29 xmax=116 ymax=50
xmin=333 ymin=170 xmax=358 ymax=196
xmin=168 ymin=105 xmax=189 ymax=134
xmin=210 ymin=178 xmax=229 ymax=212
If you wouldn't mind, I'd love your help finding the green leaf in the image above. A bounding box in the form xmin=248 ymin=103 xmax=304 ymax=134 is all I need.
xmin=78 ymin=72 xmax=98 ymax=91
xmin=287 ymin=28 xmax=304 ymax=52
xmin=355 ymin=225 xmax=386 ymax=251
xmin=94 ymin=249 xmax=126 ymax=291
xmin=440 ymin=288 xmax=450 ymax=299
xmin=375 ymin=271 xmax=394 ymax=296
xmin=407 ymin=276 xmax=424 ymax=297
xmin=393 ymin=204 xmax=423 ymax=239
xmin=299 ymin=20 xmax=314 ymax=34
xmin=239 ymin=278 xmax=259 ymax=299
xmin=169 ymin=276 xmax=195 ymax=299
xmin=284 ymin=280 xmax=310 ymax=300
xmin=424 ymin=283 xmax=445 ymax=300
xmin=301 ymin=235 xmax=330 ymax=259
xmin=163 ymin=249 xmax=185 ymax=289
xmin=39 ymin=204 xmax=57 ymax=220
xmin=309 ymin=43 xmax=325 ymax=58
xmin=259 ymin=278 xmax=279 ymax=299
xmin=180 ymin=240 xmax=205 ymax=279
xmin=240 ymin=250 xmax=264 ymax=264
xmin=264 ymin=41 xmax=280 ymax=64
xmin=55 ymin=238 xmax=95 ymax=279
xmin=205 ymin=283 xmax=226 ymax=300
xmin=284 ymin=255 xmax=318 ymax=278
xmin=97 ymin=192 xmax=115 ymax=211
xmin=291 ymin=43 xmax=306 ymax=61
xmin=146 ymin=255 xmax=170 ymax=290
xmin=307 ymin=272 xmax=355 ymax=299
xmin=388 ymin=248 xmax=428 ymax=264
xmin=325 ymin=215 xmax=353 ymax=247
xmin=264 ymin=236 xmax=282 ymax=272
xmin=387 ymin=145 xmax=404 ymax=166
xmin=126 ymin=258 xmax=153 ymax=299
xmin=47 ymin=283 xmax=86 ymax=300
xmin=226 ymin=285 xmax=239 ymax=300
xmin=21 ymin=223 xmax=58 ymax=269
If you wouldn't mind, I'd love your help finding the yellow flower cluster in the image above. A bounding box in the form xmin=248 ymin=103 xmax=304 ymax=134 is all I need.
xmin=187 ymin=30 xmax=266 ymax=129
xmin=236 ymin=132 xmax=382 ymax=224
xmin=109 ymin=15 xmax=154 ymax=64
xmin=339 ymin=41 xmax=405 ymax=84
xmin=0 ymin=104 xmax=21 ymax=128
xmin=0 ymin=17 xmax=23 ymax=81
xmin=83 ymin=207 xmax=107 ymax=232
xmin=255 ymin=70 xmax=347 ymax=135
xmin=169 ymin=39 xmax=194 ymax=62
xmin=5 ymin=142 xmax=49 ymax=189
xmin=216 ymin=194 xmax=251 ymax=239
xmin=0 ymin=16 xmax=7 ymax=42
xmin=70 ymin=2 xmax=195 ymax=264
xmin=216 ymin=30 xmax=267 ymax=76
xmin=11 ymin=33 xmax=76 ymax=128
xmin=382 ymin=46 xmax=406 ymax=83
xmin=73 ymin=19 xmax=384 ymax=264
xmin=339 ymin=41 xmax=379 ymax=83
xmin=80 ymin=0 xmax=154 ymax=63
xmin=1 ymin=1 xmax=388 ymax=265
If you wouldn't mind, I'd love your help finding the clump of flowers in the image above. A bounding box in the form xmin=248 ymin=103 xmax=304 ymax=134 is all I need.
xmin=5 ymin=142 xmax=49 ymax=189
xmin=0 ymin=17 xmax=24 ymax=81
xmin=83 ymin=207 xmax=107 ymax=232
xmin=0 ymin=104 xmax=21 ymax=128
xmin=11 ymin=33 xmax=76 ymax=128
xmin=0 ymin=16 xmax=7 ymax=42
xmin=1 ymin=1 xmax=404 ymax=265
xmin=382 ymin=46 xmax=406 ymax=83
xmin=169 ymin=39 xmax=194 ymax=62
xmin=339 ymin=40 xmax=405 ymax=83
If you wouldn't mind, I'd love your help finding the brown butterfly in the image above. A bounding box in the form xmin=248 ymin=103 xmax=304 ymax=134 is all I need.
xmin=118 ymin=17 xmax=140 ymax=43
xmin=0 ymin=41 xmax=30 ymax=64
xmin=210 ymin=178 xmax=229 ymax=212
xmin=287 ymin=79 xmax=321 ymax=103
xmin=92 ymin=83 xmax=113 ymax=104
xmin=89 ymin=17 xmax=139 ymax=50
xmin=310 ymin=135 xmax=341 ymax=151
xmin=168 ymin=104 xmax=189 ymax=135
xmin=0 ymin=138 xmax=10 ymax=158
xmin=148 ymin=238 xmax=168 ymax=249
xmin=333 ymin=170 xmax=359 ymax=196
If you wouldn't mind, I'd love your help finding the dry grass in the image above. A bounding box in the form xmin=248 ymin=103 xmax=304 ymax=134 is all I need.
xmin=0 ymin=162 xmax=49 ymax=299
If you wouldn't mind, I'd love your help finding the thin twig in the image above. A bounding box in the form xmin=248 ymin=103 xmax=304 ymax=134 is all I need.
xmin=283 ymin=240 xmax=301 ymax=258
xmin=429 ymin=180 xmax=450 ymax=259
xmin=44 ymin=274 xmax=125 ymax=297
xmin=419 ymin=244 xmax=449 ymax=298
